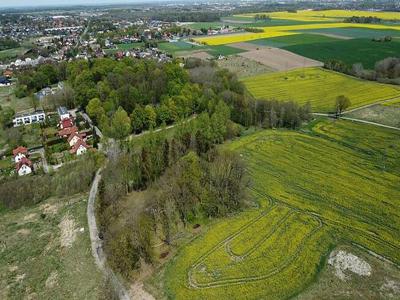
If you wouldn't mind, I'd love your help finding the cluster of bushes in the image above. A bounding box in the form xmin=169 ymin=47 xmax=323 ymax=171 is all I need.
xmin=0 ymin=153 xmax=103 ymax=209
xmin=324 ymin=57 xmax=400 ymax=85
xmin=244 ymin=27 xmax=264 ymax=33
xmin=372 ymin=36 xmax=392 ymax=42
xmin=254 ymin=14 xmax=271 ymax=21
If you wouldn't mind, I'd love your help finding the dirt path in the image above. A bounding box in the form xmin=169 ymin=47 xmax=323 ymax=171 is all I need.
xmin=87 ymin=169 xmax=130 ymax=300
xmin=313 ymin=113 xmax=400 ymax=131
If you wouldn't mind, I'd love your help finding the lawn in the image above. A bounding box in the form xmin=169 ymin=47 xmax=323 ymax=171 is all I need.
xmin=162 ymin=119 xmax=400 ymax=299
xmin=0 ymin=47 xmax=29 ymax=62
xmin=284 ymin=38 xmax=400 ymax=68
xmin=249 ymin=33 xmax=340 ymax=48
xmin=0 ymin=86 xmax=35 ymax=113
xmin=242 ymin=68 xmax=400 ymax=112
xmin=158 ymin=41 xmax=203 ymax=54
xmin=0 ymin=193 xmax=103 ymax=299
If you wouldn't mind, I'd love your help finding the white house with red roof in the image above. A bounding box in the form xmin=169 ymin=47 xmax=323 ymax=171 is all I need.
xmin=67 ymin=132 xmax=86 ymax=147
xmin=70 ymin=139 xmax=89 ymax=155
xmin=16 ymin=157 xmax=33 ymax=176
xmin=13 ymin=146 xmax=28 ymax=163
xmin=58 ymin=126 xmax=78 ymax=138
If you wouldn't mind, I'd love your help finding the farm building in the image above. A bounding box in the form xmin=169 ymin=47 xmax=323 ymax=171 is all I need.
xmin=13 ymin=110 xmax=46 ymax=127
xmin=12 ymin=146 xmax=28 ymax=163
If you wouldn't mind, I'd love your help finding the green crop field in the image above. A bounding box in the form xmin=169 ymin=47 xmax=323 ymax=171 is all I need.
xmin=0 ymin=194 xmax=103 ymax=299
xmin=158 ymin=41 xmax=203 ymax=53
xmin=300 ymin=27 xmax=400 ymax=39
xmin=0 ymin=47 xmax=29 ymax=62
xmin=162 ymin=119 xmax=400 ymax=299
xmin=249 ymin=33 xmax=340 ymax=48
xmin=242 ymin=68 xmax=400 ymax=112
xmin=284 ymin=38 xmax=400 ymax=69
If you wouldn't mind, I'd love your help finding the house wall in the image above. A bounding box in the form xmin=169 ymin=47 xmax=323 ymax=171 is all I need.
xmin=18 ymin=165 xmax=32 ymax=176
xmin=13 ymin=113 xmax=45 ymax=127
xmin=14 ymin=153 xmax=26 ymax=163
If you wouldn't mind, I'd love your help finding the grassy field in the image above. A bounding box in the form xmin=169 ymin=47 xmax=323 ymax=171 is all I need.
xmin=346 ymin=103 xmax=400 ymax=128
xmin=284 ymin=38 xmax=400 ymax=68
xmin=162 ymin=119 xmax=400 ymax=299
xmin=0 ymin=193 xmax=103 ymax=299
xmin=0 ymin=47 xmax=29 ymax=62
xmin=249 ymin=33 xmax=340 ymax=48
xmin=300 ymin=27 xmax=400 ymax=38
xmin=206 ymin=45 xmax=247 ymax=57
xmin=0 ymin=86 xmax=35 ymax=113
xmin=158 ymin=41 xmax=203 ymax=54
xmin=242 ymin=68 xmax=400 ymax=112
xmin=217 ymin=56 xmax=275 ymax=78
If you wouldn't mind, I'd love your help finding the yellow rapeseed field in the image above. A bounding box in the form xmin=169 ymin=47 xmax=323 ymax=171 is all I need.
xmin=242 ymin=67 xmax=400 ymax=112
xmin=163 ymin=119 xmax=400 ymax=299
xmin=239 ymin=9 xmax=400 ymax=22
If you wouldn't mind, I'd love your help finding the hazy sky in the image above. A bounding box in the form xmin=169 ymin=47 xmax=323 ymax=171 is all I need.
xmin=0 ymin=0 xmax=146 ymax=8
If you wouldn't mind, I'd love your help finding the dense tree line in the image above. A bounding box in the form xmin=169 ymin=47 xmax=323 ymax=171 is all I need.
xmin=324 ymin=57 xmax=400 ymax=85
xmin=0 ymin=153 xmax=103 ymax=209
xmin=0 ymin=38 xmax=20 ymax=51
xmin=345 ymin=16 xmax=382 ymax=23
xmin=15 ymin=62 xmax=67 ymax=98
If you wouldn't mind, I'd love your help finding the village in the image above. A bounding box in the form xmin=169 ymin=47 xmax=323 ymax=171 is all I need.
xmin=1 ymin=103 xmax=96 ymax=177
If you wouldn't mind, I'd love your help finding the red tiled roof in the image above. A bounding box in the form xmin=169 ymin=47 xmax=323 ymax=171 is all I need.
xmin=13 ymin=146 xmax=28 ymax=156
xmin=58 ymin=126 xmax=78 ymax=137
xmin=16 ymin=157 xmax=33 ymax=172
xmin=70 ymin=138 xmax=89 ymax=154
xmin=60 ymin=118 xmax=74 ymax=128
xmin=67 ymin=132 xmax=85 ymax=143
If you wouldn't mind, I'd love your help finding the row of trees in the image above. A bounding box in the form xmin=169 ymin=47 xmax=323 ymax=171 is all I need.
xmin=345 ymin=16 xmax=382 ymax=23
xmin=324 ymin=57 xmax=400 ymax=85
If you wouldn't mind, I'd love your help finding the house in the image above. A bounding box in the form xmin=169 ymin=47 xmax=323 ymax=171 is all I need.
xmin=69 ymin=139 xmax=89 ymax=155
xmin=58 ymin=126 xmax=78 ymax=138
xmin=16 ymin=157 xmax=33 ymax=176
xmin=57 ymin=106 xmax=70 ymax=120
xmin=59 ymin=117 xmax=74 ymax=129
xmin=13 ymin=146 xmax=28 ymax=163
xmin=3 ymin=69 xmax=13 ymax=78
xmin=13 ymin=110 xmax=46 ymax=127
xmin=34 ymin=87 xmax=53 ymax=101
xmin=67 ymin=132 xmax=85 ymax=147
xmin=0 ymin=76 xmax=11 ymax=87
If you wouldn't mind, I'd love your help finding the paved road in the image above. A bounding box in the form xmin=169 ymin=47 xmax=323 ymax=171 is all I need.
xmin=87 ymin=169 xmax=130 ymax=300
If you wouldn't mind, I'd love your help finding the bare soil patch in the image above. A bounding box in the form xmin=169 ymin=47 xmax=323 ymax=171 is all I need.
xmin=328 ymin=250 xmax=371 ymax=281
xmin=45 ymin=271 xmax=58 ymax=289
xmin=58 ymin=214 xmax=77 ymax=249
xmin=229 ymin=42 xmax=266 ymax=51
xmin=217 ymin=55 xmax=275 ymax=78
xmin=238 ymin=47 xmax=323 ymax=71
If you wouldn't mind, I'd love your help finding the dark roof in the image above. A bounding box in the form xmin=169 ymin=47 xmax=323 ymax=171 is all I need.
xmin=57 ymin=106 xmax=68 ymax=115
xmin=0 ymin=76 xmax=11 ymax=84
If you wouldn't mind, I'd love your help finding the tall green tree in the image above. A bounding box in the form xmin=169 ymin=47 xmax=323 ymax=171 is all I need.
xmin=111 ymin=107 xmax=131 ymax=139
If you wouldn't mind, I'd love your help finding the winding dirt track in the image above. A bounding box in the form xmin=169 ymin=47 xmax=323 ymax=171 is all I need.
xmin=87 ymin=169 xmax=131 ymax=300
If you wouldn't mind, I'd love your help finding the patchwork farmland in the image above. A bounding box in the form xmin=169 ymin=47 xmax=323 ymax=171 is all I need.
xmin=163 ymin=119 xmax=400 ymax=299
xmin=242 ymin=68 xmax=400 ymax=112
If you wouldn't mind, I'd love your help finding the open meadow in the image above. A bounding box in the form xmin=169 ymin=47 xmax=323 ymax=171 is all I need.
xmin=162 ymin=119 xmax=400 ymax=299
xmin=0 ymin=193 xmax=103 ymax=299
xmin=242 ymin=68 xmax=400 ymax=112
